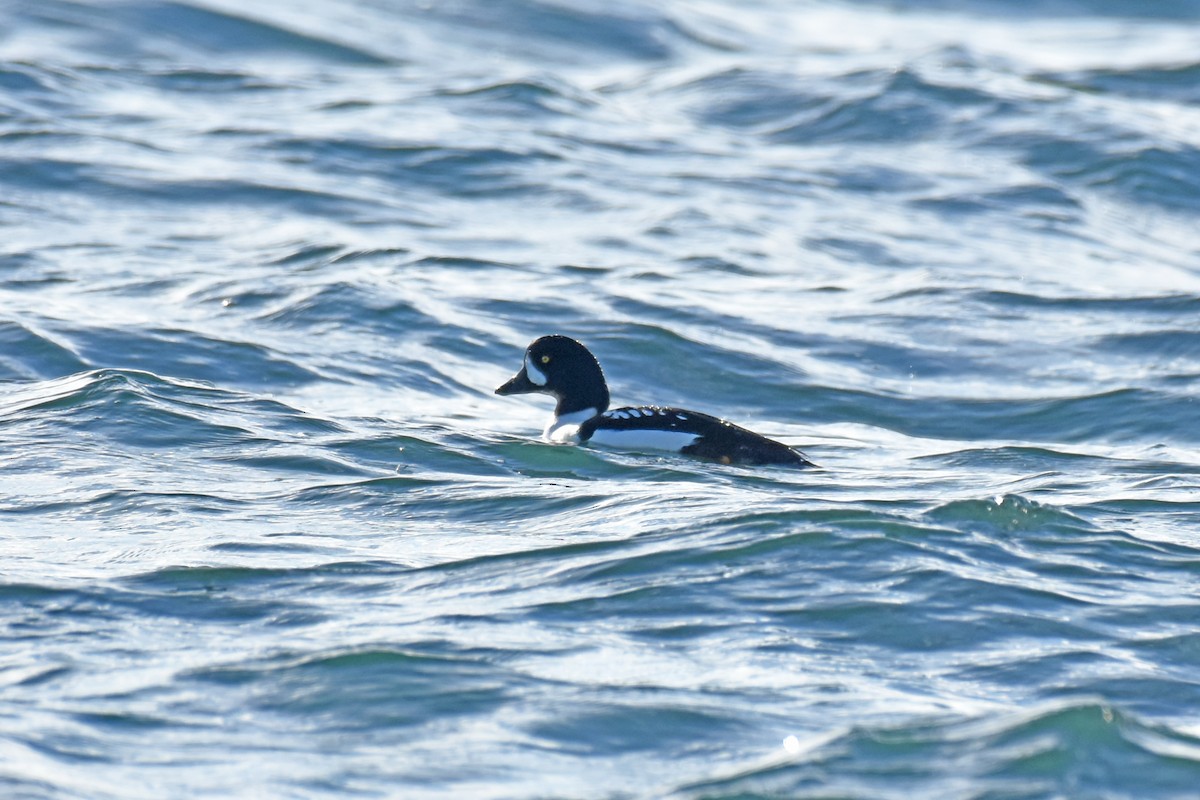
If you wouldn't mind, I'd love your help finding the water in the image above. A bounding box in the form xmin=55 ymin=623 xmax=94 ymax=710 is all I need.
xmin=3 ymin=0 xmax=1200 ymax=797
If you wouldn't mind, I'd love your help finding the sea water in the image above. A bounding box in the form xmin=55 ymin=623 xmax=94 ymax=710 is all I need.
xmin=2 ymin=1 xmax=1200 ymax=797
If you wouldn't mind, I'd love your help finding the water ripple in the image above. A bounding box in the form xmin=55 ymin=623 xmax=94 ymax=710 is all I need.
xmin=4 ymin=0 xmax=1200 ymax=796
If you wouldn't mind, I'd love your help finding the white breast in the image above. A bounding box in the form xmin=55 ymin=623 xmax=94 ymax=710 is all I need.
xmin=543 ymin=407 xmax=600 ymax=444
xmin=587 ymin=426 xmax=700 ymax=453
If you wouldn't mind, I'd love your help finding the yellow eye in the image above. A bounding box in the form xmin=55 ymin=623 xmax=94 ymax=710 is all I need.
xmin=540 ymin=355 xmax=551 ymax=364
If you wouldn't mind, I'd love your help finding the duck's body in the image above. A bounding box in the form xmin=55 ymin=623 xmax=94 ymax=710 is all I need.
xmin=496 ymin=335 xmax=814 ymax=468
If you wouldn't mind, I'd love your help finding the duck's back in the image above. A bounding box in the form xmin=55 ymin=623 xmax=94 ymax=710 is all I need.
xmin=579 ymin=406 xmax=814 ymax=467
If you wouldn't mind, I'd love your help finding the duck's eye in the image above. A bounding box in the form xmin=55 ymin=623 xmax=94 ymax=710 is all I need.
xmin=540 ymin=355 xmax=551 ymax=364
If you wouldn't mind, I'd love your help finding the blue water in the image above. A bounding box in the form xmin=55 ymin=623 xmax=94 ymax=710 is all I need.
xmin=3 ymin=1 xmax=1200 ymax=797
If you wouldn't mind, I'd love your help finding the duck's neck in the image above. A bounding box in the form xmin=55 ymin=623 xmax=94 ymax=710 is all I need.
xmin=547 ymin=381 xmax=608 ymax=444
xmin=554 ymin=382 xmax=609 ymax=418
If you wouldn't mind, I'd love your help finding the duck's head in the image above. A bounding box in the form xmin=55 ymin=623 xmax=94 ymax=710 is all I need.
xmin=495 ymin=335 xmax=610 ymax=417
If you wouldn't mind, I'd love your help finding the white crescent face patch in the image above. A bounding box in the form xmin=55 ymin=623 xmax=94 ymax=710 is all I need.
xmin=525 ymin=353 xmax=548 ymax=386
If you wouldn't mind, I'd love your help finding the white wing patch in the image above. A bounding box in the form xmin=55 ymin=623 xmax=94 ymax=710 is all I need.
xmin=605 ymin=407 xmax=673 ymax=420
xmin=588 ymin=426 xmax=700 ymax=453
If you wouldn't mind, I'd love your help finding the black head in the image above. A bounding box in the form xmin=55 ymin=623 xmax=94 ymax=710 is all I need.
xmin=495 ymin=335 xmax=610 ymax=416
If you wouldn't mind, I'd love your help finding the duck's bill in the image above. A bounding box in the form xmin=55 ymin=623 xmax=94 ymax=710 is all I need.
xmin=495 ymin=367 xmax=538 ymax=396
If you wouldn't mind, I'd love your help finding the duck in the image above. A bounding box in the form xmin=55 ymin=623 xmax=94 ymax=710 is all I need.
xmin=495 ymin=335 xmax=814 ymax=467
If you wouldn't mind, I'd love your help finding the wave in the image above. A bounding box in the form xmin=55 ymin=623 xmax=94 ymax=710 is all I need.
xmin=671 ymin=700 xmax=1200 ymax=798
xmin=768 ymin=67 xmax=997 ymax=145
xmin=181 ymin=644 xmax=513 ymax=734
xmin=412 ymin=0 xmax=693 ymax=63
xmin=1037 ymin=62 xmax=1200 ymax=103
xmin=17 ymin=0 xmax=390 ymax=66
xmin=0 ymin=369 xmax=360 ymax=514
xmin=0 ymin=319 xmax=88 ymax=380
xmin=852 ymin=0 xmax=1200 ymax=19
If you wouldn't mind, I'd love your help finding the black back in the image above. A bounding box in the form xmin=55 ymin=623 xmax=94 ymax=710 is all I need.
xmin=580 ymin=406 xmax=814 ymax=468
